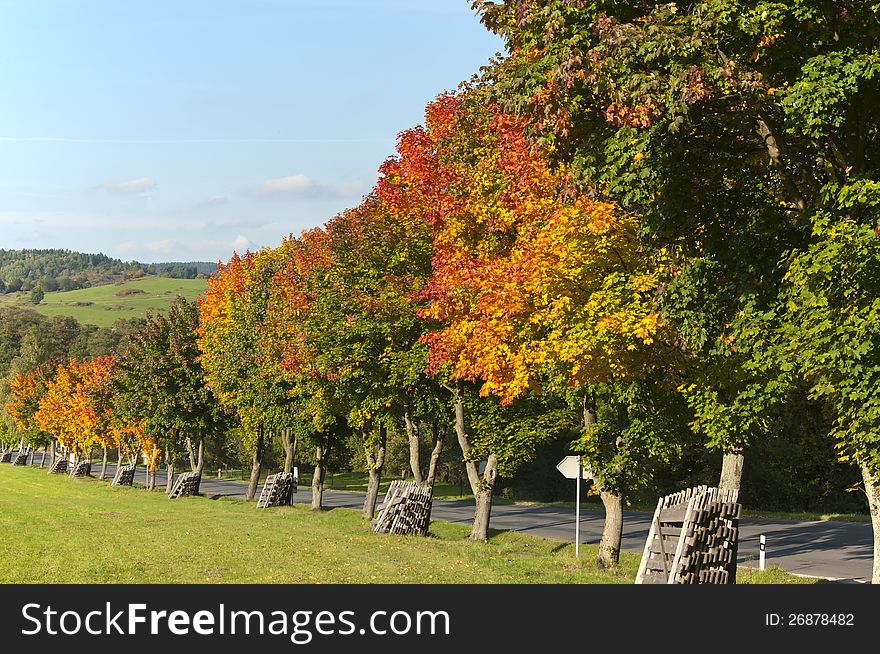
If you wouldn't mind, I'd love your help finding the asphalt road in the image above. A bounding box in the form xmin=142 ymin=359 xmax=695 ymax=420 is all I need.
xmin=73 ymin=461 xmax=878 ymax=583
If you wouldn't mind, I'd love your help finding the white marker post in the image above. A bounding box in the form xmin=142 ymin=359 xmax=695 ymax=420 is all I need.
xmin=575 ymin=456 xmax=581 ymax=558
xmin=556 ymin=455 xmax=590 ymax=558
xmin=759 ymin=535 xmax=766 ymax=571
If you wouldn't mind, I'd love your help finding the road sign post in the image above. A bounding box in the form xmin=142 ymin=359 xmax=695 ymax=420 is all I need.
xmin=575 ymin=459 xmax=581 ymax=558
xmin=556 ymin=455 xmax=591 ymax=558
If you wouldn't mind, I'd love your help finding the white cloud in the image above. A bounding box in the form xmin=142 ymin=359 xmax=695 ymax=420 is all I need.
xmin=251 ymin=174 xmax=319 ymax=199
xmin=94 ymin=177 xmax=157 ymax=195
xmin=201 ymin=234 xmax=254 ymax=255
xmin=203 ymin=217 xmax=269 ymax=230
xmin=243 ymin=173 xmax=372 ymax=202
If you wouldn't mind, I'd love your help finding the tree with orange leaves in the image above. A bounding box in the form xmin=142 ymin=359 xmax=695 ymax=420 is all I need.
xmin=198 ymin=245 xmax=309 ymax=501
xmin=278 ymin=196 xmax=441 ymax=519
xmin=383 ymin=88 xmax=677 ymax=558
xmin=4 ymin=361 xmax=57 ymax=460
xmin=34 ymin=356 xmax=117 ymax=469
xmin=258 ymin=229 xmax=348 ymax=511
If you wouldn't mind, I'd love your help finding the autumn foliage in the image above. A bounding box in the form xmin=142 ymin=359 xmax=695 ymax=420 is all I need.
xmin=32 ymin=357 xmax=116 ymax=456
xmin=376 ymin=92 xmax=665 ymax=404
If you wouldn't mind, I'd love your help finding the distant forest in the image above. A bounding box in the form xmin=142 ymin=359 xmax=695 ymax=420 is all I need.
xmin=0 ymin=249 xmax=216 ymax=294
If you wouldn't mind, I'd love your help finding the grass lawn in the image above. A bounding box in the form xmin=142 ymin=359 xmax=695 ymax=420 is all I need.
xmin=0 ymin=276 xmax=206 ymax=327
xmin=0 ymin=465 xmax=814 ymax=584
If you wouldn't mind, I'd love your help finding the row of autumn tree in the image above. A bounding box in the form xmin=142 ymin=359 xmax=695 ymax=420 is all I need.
xmin=465 ymin=0 xmax=880 ymax=581
xmin=4 ymin=299 xmax=224 ymax=492
xmin=192 ymin=0 xmax=880 ymax=579
xmin=2 ymin=0 xmax=879 ymax=582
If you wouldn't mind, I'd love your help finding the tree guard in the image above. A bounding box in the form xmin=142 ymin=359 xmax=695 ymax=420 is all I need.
xmin=0 ymin=451 xmax=12 ymax=463
xmin=48 ymin=458 xmax=68 ymax=475
xmin=69 ymin=460 xmax=91 ymax=478
xmin=372 ymin=480 xmax=433 ymax=536
xmin=168 ymin=471 xmax=201 ymax=498
xmin=256 ymin=472 xmax=296 ymax=508
xmin=111 ymin=464 xmax=135 ymax=486
xmin=12 ymin=448 xmax=30 ymax=466
xmin=635 ymin=486 xmax=741 ymax=584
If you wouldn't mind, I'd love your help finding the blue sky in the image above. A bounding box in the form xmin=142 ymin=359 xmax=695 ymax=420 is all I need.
xmin=0 ymin=0 xmax=503 ymax=263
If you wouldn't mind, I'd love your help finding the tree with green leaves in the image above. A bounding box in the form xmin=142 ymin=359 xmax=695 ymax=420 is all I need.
xmin=289 ymin=193 xmax=442 ymax=519
xmin=473 ymin=0 xmax=880 ymax=494
xmin=258 ymin=232 xmax=351 ymax=511
xmin=114 ymin=297 xmax=229 ymax=491
xmin=29 ymin=285 xmax=44 ymax=305
xmin=197 ymin=250 xmax=290 ymax=501
xmin=781 ymin=217 xmax=880 ymax=583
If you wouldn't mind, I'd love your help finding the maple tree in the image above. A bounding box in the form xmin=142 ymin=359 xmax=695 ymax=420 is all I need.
xmin=114 ymin=297 xmax=228 ymax=491
xmin=33 ymin=356 xmax=117 ymax=463
xmin=375 ymin=87 xmax=672 ymax=554
xmin=473 ymin=0 xmax=880 ymax=575
xmin=4 ymin=362 xmax=56 ymax=458
xmin=781 ymin=217 xmax=880 ymax=584
xmin=198 ymin=245 xmax=314 ymax=501
xmin=287 ymin=194 xmax=438 ymax=518
xmin=258 ymin=230 xmax=348 ymax=511
xmin=198 ymin=251 xmax=268 ymax=500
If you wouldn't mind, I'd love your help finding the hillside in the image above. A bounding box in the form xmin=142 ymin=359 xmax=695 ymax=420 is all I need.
xmin=0 ymin=248 xmax=148 ymax=292
xmin=0 ymin=248 xmax=216 ymax=293
xmin=0 ymin=276 xmax=207 ymax=327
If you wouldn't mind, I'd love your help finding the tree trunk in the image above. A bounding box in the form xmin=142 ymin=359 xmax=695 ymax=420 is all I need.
xmin=99 ymin=447 xmax=108 ymax=480
xmin=282 ymin=429 xmax=294 ymax=474
xmin=362 ymin=424 xmax=387 ymax=520
xmin=425 ymin=422 xmax=445 ymax=490
xmin=403 ymin=404 xmax=424 ymax=485
xmin=861 ymin=463 xmax=880 ymax=584
xmin=422 ymin=422 xmax=446 ymax=527
xmin=186 ymin=438 xmax=197 ymax=471
xmin=196 ymin=437 xmax=204 ymax=474
xmin=584 ymin=395 xmax=624 ymax=567
xmin=471 ymin=485 xmax=495 ymax=541
xmin=598 ymin=490 xmax=623 ymax=568
xmin=453 ymin=382 xmax=498 ymax=541
xmin=719 ymin=449 xmax=745 ymax=493
xmin=245 ymin=426 xmax=265 ymax=501
xmin=311 ymin=443 xmax=327 ymax=510
xmin=49 ymin=440 xmax=56 ymax=468
xmin=165 ymin=458 xmax=175 ymax=495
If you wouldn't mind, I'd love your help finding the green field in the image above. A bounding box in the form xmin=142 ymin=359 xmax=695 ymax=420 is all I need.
xmin=0 ymin=465 xmax=812 ymax=584
xmin=0 ymin=277 xmax=207 ymax=327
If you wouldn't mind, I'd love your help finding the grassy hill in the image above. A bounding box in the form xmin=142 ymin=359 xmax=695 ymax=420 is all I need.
xmin=0 ymin=276 xmax=206 ymax=327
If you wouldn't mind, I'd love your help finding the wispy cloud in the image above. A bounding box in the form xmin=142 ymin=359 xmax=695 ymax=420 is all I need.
xmin=200 ymin=194 xmax=232 ymax=207
xmin=245 ymin=174 xmax=332 ymax=201
xmin=117 ymin=238 xmax=178 ymax=256
xmin=244 ymin=174 xmax=372 ymax=202
xmin=203 ymin=234 xmax=254 ymax=254
xmin=252 ymin=174 xmax=319 ymax=198
xmin=0 ymin=136 xmax=391 ymax=145
xmin=94 ymin=177 xmax=157 ymax=195
xmin=203 ymin=217 xmax=270 ymax=230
